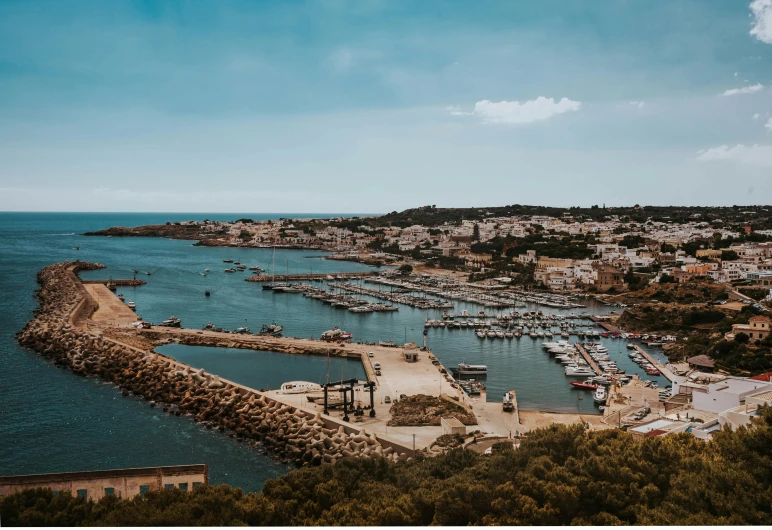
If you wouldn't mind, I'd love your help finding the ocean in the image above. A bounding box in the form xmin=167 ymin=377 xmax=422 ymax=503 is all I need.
xmin=0 ymin=212 xmax=670 ymax=491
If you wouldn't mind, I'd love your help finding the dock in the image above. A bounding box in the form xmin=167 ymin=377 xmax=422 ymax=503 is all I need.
xmin=574 ymin=343 xmax=601 ymax=375
xmin=632 ymin=345 xmax=675 ymax=382
xmin=245 ymin=272 xmax=379 ymax=282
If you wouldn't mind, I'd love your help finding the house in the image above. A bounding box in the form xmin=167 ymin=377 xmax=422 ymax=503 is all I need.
xmin=688 ymin=376 xmax=772 ymax=414
xmin=594 ymin=264 xmax=624 ymax=292
xmin=726 ymin=316 xmax=771 ymax=341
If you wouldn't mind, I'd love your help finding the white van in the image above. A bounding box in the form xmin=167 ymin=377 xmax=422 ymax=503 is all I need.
xmin=373 ymin=362 xmax=381 ymax=370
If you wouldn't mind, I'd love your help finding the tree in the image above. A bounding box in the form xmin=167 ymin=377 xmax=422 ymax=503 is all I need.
xmin=398 ymin=264 xmax=413 ymax=275
xmin=735 ymin=332 xmax=749 ymax=343
xmin=472 ymin=224 xmax=480 ymax=241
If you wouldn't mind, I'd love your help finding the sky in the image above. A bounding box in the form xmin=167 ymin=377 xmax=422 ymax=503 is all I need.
xmin=1 ymin=0 xmax=772 ymax=212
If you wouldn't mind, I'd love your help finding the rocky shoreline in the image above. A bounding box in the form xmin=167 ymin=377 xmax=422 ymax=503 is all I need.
xmin=17 ymin=262 xmax=403 ymax=467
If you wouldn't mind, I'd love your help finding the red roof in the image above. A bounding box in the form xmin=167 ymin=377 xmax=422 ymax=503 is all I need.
xmin=646 ymin=429 xmax=668 ymax=437
xmin=751 ymin=372 xmax=772 ymax=382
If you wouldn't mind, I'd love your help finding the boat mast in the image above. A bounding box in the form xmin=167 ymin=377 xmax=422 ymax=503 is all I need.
xmin=272 ymin=247 xmax=276 ymax=286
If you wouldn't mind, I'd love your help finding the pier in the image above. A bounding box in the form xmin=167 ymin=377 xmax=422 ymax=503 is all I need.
xmin=574 ymin=343 xmax=601 ymax=374
xmin=589 ymin=316 xmax=621 ymax=333
xmin=245 ymin=272 xmax=379 ymax=282
xmin=632 ymin=345 xmax=675 ymax=382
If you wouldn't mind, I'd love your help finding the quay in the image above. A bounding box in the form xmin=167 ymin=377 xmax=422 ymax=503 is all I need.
xmin=245 ymin=272 xmax=379 ymax=282
xmin=82 ymin=279 xmax=147 ymax=287
xmin=574 ymin=343 xmax=601 ymax=375
xmin=632 ymin=345 xmax=675 ymax=382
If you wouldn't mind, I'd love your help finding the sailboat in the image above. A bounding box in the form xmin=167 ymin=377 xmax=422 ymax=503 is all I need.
xmin=262 ymin=247 xmax=277 ymax=290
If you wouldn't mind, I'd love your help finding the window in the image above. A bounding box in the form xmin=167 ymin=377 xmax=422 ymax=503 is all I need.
xmin=77 ymin=489 xmax=87 ymax=498
xmin=178 ymin=482 xmax=188 ymax=491
xmin=139 ymin=485 xmax=150 ymax=497
xmin=164 ymin=484 xmax=174 ymax=490
xmin=104 ymin=487 xmax=115 ymax=496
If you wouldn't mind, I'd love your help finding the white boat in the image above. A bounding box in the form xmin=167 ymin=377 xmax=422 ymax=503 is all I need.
xmin=126 ymin=301 xmax=136 ymax=310
xmin=281 ymin=381 xmax=323 ymax=394
xmin=594 ymin=386 xmax=607 ymax=404
xmin=565 ymin=366 xmax=594 ymax=377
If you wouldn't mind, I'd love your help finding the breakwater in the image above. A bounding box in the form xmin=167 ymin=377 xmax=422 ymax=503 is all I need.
xmin=17 ymin=262 xmax=405 ymax=467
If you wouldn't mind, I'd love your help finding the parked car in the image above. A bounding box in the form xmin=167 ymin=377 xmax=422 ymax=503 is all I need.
xmin=373 ymin=362 xmax=381 ymax=370
xmin=368 ymin=351 xmax=374 ymax=357
xmin=384 ymin=396 xmax=391 ymax=404
xmin=375 ymin=370 xmax=382 ymax=376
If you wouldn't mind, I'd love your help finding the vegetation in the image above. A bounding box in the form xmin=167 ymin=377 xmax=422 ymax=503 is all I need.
xmin=387 ymin=394 xmax=476 ymax=427
xmin=5 ymin=410 xmax=772 ymax=525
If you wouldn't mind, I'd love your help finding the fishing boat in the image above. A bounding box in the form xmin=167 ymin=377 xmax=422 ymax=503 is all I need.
xmin=159 ymin=316 xmax=181 ymax=327
xmin=280 ymin=381 xmax=322 ymax=394
xmin=259 ymin=323 xmax=283 ymax=336
xmin=320 ymin=327 xmax=353 ymax=342
xmin=451 ymin=363 xmax=488 ymax=377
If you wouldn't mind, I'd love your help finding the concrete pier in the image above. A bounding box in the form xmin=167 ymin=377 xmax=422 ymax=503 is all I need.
xmin=632 ymin=345 xmax=675 ymax=382
xmin=575 ymin=343 xmax=601 ymax=374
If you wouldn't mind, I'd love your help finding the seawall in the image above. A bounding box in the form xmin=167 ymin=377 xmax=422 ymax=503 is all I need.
xmin=16 ymin=262 xmax=411 ymax=468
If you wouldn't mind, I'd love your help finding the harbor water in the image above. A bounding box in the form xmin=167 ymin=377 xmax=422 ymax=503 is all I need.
xmin=0 ymin=213 xmax=670 ymax=491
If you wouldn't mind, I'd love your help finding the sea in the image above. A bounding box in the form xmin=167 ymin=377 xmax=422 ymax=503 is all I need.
xmin=0 ymin=212 xmax=670 ymax=492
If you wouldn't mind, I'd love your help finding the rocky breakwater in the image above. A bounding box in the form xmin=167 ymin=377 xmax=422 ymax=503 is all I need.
xmin=17 ymin=261 xmax=404 ymax=466
xmin=142 ymin=330 xmax=351 ymax=358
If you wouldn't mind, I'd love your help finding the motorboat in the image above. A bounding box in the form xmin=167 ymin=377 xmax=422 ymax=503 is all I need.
xmin=565 ymin=366 xmax=594 ymax=377
xmin=594 ymin=386 xmax=607 ymax=404
xmin=235 ymin=326 xmax=251 ymax=334
xmin=280 ymin=381 xmax=323 ymax=394
xmin=126 ymin=301 xmax=136 ymax=310
xmin=570 ymin=380 xmax=598 ymax=390
xmin=502 ymin=391 xmax=515 ymax=412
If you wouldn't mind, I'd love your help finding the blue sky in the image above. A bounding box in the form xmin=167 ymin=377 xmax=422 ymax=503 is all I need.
xmin=1 ymin=0 xmax=772 ymax=212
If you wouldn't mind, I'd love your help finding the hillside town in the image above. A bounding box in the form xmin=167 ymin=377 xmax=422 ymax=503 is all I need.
xmin=165 ymin=208 xmax=772 ymax=298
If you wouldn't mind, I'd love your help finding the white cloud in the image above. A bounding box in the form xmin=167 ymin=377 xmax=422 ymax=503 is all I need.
xmin=766 ymin=117 xmax=772 ymax=131
xmin=470 ymin=96 xmax=581 ymax=124
xmin=628 ymin=100 xmax=645 ymax=109
xmin=753 ymin=112 xmax=761 ymax=119
xmin=445 ymin=105 xmax=471 ymax=116
xmin=735 ymin=72 xmax=739 ymax=77
xmin=721 ymin=83 xmax=764 ymax=96
xmin=696 ymin=144 xmax=772 ymax=167
xmin=750 ymin=0 xmax=772 ymax=44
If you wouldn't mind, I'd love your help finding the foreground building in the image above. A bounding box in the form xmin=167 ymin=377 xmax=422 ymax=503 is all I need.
xmin=0 ymin=465 xmax=208 ymax=501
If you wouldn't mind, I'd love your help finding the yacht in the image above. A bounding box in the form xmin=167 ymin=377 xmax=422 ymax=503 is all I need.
xmin=280 ymin=381 xmax=323 ymax=394
xmin=594 ymin=386 xmax=607 ymax=404
xmin=565 ymin=366 xmax=594 ymax=377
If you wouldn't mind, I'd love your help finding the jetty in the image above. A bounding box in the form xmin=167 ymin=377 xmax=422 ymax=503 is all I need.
xmin=245 ymin=272 xmax=379 ymax=282
xmin=632 ymin=345 xmax=675 ymax=382
xmin=574 ymin=343 xmax=601 ymax=375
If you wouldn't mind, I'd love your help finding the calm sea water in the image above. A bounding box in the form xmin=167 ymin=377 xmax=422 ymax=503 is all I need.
xmin=0 ymin=212 xmax=669 ymax=491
